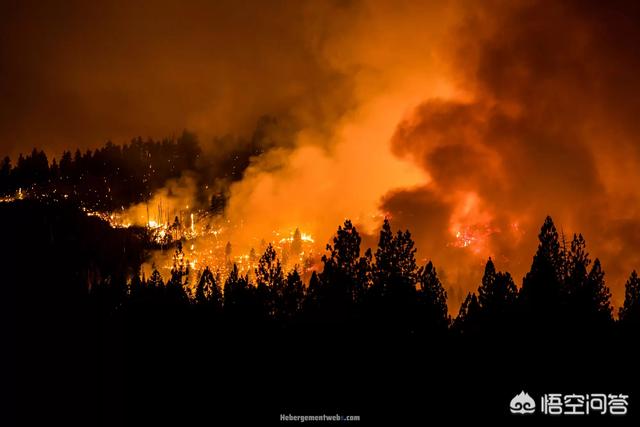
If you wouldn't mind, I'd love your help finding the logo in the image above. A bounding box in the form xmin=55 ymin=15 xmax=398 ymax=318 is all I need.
xmin=509 ymin=392 xmax=629 ymax=416
xmin=510 ymin=391 xmax=536 ymax=414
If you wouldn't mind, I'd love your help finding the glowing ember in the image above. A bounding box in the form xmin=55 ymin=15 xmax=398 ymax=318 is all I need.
xmin=450 ymin=223 xmax=497 ymax=255
xmin=454 ymin=229 xmax=474 ymax=248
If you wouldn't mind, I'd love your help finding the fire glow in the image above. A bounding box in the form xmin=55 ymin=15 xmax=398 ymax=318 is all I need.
xmin=118 ymin=198 xmax=318 ymax=282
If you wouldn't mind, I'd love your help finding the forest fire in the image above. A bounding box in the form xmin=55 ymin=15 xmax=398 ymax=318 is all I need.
xmin=149 ymin=224 xmax=319 ymax=293
xmin=0 ymin=0 xmax=640 ymax=426
xmin=4 ymin=184 xmax=319 ymax=285
xmin=3 ymin=1 xmax=640 ymax=422
xmin=453 ymin=229 xmax=475 ymax=249
xmin=450 ymin=226 xmax=497 ymax=258
xmin=91 ymin=197 xmax=320 ymax=282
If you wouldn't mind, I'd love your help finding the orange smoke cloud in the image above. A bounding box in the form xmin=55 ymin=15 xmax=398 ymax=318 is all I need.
xmin=219 ymin=1 xmax=458 ymax=257
xmin=6 ymin=1 xmax=640 ymax=310
xmin=384 ymin=0 xmax=640 ymax=307
xmin=221 ymin=0 xmax=640 ymax=310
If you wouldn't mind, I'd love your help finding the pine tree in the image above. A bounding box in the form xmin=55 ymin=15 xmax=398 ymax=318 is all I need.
xmin=303 ymin=271 xmax=321 ymax=316
xmin=282 ymin=269 xmax=305 ymax=322
xmin=565 ymin=233 xmax=590 ymax=300
xmin=519 ymin=216 xmax=564 ymax=326
xmin=147 ymin=267 xmax=164 ymax=290
xmin=355 ymin=248 xmax=373 ymax=304
xmin=318 ymin=220 xmax=364 ymax=320
xmin=59 ymin=151 xmax=72 ymax=180
xmin=49 ymin=158 xmax=59 ymax=181
xmin=372 ymin=219 xmax=419 ymax=294
xmin=453 ymin=292 xmax=480 ymax=336
xmin=619 ymin=270 xmax=640 ymax=328
xmin=372 ymin=218 xmax=395 ymax=291
xmin=255 ymin=243 xmax=285 ymax=319
xmin=195 ymin=267 xmax=222 ymax=310
xmin=416 ymin=261 xmax=449 ymax=334
xmin=477 ymin=258 xmax=517 ymax=326
xmin=369 ymin=219 xmax=420 ymax=333
xmin=166 ymin=242 xmax=189 ymax=304
xmin=564 ymin=233 xmax=612 ymax=329
xmin=223 ymin=263 xmax=255 ymax=321
xmin=584 ymin=259 xmax=613 ymax=325
xmin=478 ymin=257 xmax=497 ymax=306
xmin=322 ymin=220 xmax=362 ymax=280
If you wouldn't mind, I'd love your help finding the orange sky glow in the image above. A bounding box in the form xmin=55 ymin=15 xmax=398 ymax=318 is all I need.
xmin=3 ymin=0 xmax=640 ymax=310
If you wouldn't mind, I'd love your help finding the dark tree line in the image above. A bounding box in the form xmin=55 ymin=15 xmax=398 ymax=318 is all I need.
xmin=0 ymin=117 xmax=289 ymax=212
xmin=5 ymin=199 xmax=640 ymax=424
xmin=115 ymin=216 xmax=640 ymax=339
xmin=120 ymin=219 xmax=451 ymax=340
xmin=453 ymin=217 xmax=639 ymax=338
xmin=1 ymin=132 xmax=201 ymax=209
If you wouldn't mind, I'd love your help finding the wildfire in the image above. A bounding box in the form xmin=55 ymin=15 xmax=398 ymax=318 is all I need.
xmin=2 ymin=185 xmax=338 ymax=285
xmin=1 ymin=188 xmax=23 ymax=203
xmin=453 ymin=229 xmax=475 ymax=248
xmin=83 ymin=209 xmax=132 ymax=229
xmin=84 ymin=197 xmax=323 ymax=282
xmin=279 ymin=232 xmax=315 ymax=244
xmin=447 ymin=192 xmax=493 ymax=254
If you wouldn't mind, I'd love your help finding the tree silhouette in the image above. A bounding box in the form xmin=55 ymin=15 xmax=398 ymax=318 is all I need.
xmin=519 ymin=216 xmax=564 ymax=331
xmin=372 ymin=219 xmax=419 ymax=295
xmin=59 ymin=151 xmax=72 ymax=180
xmin=563 ymin=234 xmax=612 ymax=331
xmin=147 ymin=267 xmax=165 ymax=291
xmin=416 ymin=261 xmax=449 ymax=335
xmin=303 ymin=271 xmax=321 ymax=318
xmin=5 ymin=198 xmax=640 ymax=425
xmin=255 ymin=243 xmax=285 ymax=319
xmin=6 ymin=191 xmax=640 ymax=423
xmin=281 ymin=269 xmax=305 ymax=323
xmin=566 ymin=234 xmax=589 ymax=281
xmin=317 ymin=220 xmax=366 ymax=322
xmin=195 ymin=267 xmax=222 ymax=310
xmin=368 ymin=219 xmax=420 ymax=333
xmin=452 ymin=292 xmax=480 ymax=336
xmin=564 ymin=233 xmax=589 ymax=310
xmin=356 ymin=248 xmax=373 ymax=305
xmin=583 ymin=259 xmax=613 ymax=325
xmin=619 ymin=270 xmax=640 ymax=330
xmin=223 ymin=263 xmax=256 ymax=323
xmin=0 ymin=133 xmax=209 ymax=210
xmin=477 ymin=258 xmax=517 ymax=331
xmin=166 ymin=242 xmax=189 ymax=304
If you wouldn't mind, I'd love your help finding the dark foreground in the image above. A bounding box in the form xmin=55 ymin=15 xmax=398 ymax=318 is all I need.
xmin=3 ymin=200 xmax=639 ymax=425
xmin=8 ymin=311 xmax=639 ymax=425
